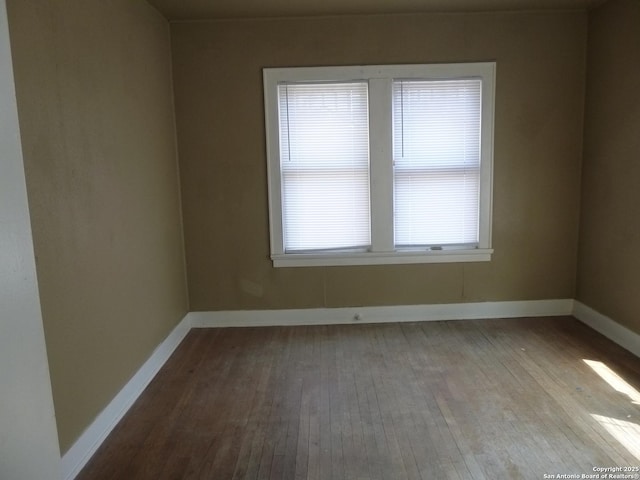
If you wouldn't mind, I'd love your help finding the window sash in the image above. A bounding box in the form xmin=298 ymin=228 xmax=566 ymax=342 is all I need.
xmin=277 ymin=81 xmax=371 ymax=252
xmin=392 ymin=78 xmax=482 ymax=247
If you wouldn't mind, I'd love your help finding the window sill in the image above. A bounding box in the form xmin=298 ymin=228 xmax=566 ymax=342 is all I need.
xmin=271 ymin=249 xmax=493 ymax=268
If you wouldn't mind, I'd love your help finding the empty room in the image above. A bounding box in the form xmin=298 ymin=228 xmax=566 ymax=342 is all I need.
xmin=1 ymin=0 xmax=640 ymax=479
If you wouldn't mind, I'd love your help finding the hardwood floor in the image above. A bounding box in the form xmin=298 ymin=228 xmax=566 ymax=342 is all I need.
xmin=76 ymin=317 xmax=640 ymax=480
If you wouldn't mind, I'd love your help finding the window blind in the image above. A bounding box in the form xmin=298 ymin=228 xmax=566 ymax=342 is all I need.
xmin=278 ymin=82 xmax=371 ymax=252
xmin=392 ymin=79 xmax=482 ymax=247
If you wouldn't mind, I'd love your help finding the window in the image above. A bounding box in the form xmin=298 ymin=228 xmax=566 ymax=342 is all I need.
xmin=263 ymin=63 xmax=495 ymax=267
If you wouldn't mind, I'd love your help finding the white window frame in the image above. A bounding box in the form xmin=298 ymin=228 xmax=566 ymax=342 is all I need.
xmin=263 ymin=63 xmax=495 ymax=268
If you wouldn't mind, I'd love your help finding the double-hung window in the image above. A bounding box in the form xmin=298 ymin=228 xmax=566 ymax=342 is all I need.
xmin=263 ymin=63 xmax=495 ymax=267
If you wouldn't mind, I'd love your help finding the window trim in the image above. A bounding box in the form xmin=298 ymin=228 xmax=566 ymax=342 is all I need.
xmin=263 ymin=63 xmax=496 ymax=268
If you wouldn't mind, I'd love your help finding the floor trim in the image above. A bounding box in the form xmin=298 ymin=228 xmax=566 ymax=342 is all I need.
xmin=573 ymin=301 xmax=640 ymax=358
xmin=188 ymin=299 xmax=575 ymax=328
xmin=64 ymin=298 xmax=640 ymax=480
xmin=61 ymin=314 xmax=192 ymax=480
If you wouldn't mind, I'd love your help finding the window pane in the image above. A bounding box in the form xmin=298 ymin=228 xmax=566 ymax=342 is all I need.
xmin=278 ymin=82 xmax=370 ymax=251
xmin=393 ymin=79 xmax=481 ymax=247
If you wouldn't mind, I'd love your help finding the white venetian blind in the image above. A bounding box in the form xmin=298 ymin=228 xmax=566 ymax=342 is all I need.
xmin=392 ymin=79 xmax=482 ymax=247
xmin=278 ymin=82 xmax=370 ymax=252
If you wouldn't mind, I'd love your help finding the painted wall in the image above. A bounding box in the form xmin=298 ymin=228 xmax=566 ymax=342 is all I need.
xmin=0 ymin=1 xmax=61 ymax=478
xmin=171 ymin=11 xmax=587 ymax=311
xmin=577 ymin=0 xmax=640 ymax=335
xmin=6 ymin=0 xmax=188 ymax=453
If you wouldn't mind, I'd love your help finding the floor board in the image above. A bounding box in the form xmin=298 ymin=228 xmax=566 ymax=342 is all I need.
xmin=76 ymin=317 xmax=640 ymax=480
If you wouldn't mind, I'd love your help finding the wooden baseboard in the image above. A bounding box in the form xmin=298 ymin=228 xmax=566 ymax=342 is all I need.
xmin=63 ymin=298 xmax=640 ymax=480
xmin=60 ymin=314 xmax=192 ymax=480
xmin=572 ymin=301 xmax=640 ymax=358
xmin=188 ymin=299 xmax=574 ymax=328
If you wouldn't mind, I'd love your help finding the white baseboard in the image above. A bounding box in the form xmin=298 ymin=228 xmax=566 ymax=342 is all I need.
xmin=63 ymin=298 xmax=640 ymax=480
xmin=188 ymin=299 xmax=574 ymax=328
xmin=572 ymin=301 xmax=640 ymax=358
xmin=61 ymin=313 xmax=192 ymax=480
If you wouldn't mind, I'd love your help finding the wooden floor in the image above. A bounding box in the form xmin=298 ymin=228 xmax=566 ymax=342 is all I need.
xmin=77 ymin=317 xmax=640 ymax=480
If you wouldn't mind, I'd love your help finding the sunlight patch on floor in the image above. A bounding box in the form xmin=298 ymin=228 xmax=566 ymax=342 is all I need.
xmin=583 ymin=359 xmax=640 ymax=405
xmin=584 ymin=359 xmax=640 ymax=461
xmin=591 ymin=414 xmax=640 ymax=461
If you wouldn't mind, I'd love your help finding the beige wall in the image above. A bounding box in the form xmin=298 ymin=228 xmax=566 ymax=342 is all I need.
xmin=171 ymin=11 xmax=587 ymax=311
xmin=4 ymin=0 xmax=634 ymax=461
xmin=577 ymin=0 xmax=640 ymax=334
xmin=7 ymin=0 xmax=188 ymax=453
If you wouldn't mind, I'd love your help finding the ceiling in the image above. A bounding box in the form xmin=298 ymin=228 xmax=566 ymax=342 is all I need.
xmin=147 ymin=0 xmax=605 ymax=21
